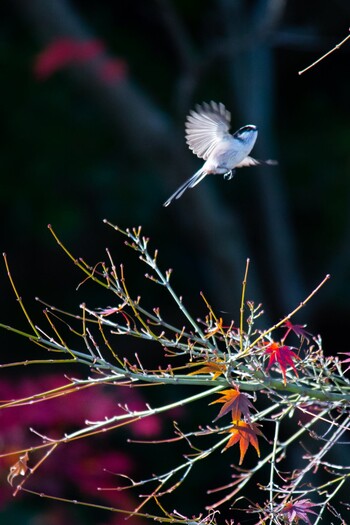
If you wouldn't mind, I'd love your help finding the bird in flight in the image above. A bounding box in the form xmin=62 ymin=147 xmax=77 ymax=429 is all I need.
xmin=163 ymin=101 xmax=276 ymax=206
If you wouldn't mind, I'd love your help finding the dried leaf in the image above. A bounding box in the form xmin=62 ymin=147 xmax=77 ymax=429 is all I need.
xmin=7 ymin=452 xmax=30 ymax=486
xmin=204 ymin=318 xmax=224 ymax=338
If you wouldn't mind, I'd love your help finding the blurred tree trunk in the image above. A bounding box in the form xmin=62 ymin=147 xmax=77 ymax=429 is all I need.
xmin=219 ymin=0 xmax=303 ymax=311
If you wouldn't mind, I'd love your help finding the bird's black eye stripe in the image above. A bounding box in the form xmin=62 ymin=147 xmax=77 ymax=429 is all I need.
xmin=240 ymin=125 xmax=257 ymax=132
xmin=233 ymin=125 xmax=257 ymax=139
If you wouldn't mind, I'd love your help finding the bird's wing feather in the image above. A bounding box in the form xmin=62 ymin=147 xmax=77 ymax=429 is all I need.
xmin=185 ymin=101 xmax=231 ymax=160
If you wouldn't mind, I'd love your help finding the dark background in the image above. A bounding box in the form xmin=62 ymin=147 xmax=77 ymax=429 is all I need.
xmin=0 ymin=0 xmax=349 ymax=523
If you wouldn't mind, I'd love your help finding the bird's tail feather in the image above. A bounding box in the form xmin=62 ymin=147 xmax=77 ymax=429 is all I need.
xmin=163 ymin=169 xmax=206 ymax=207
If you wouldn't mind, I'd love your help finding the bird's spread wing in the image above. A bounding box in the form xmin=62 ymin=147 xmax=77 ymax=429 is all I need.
xmin=236 ymin=156 xmax=278 ymax=168
xmin=185 ymin=101 xmax=231 ymax=160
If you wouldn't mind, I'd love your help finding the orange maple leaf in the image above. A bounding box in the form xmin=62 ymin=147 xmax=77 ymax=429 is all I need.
xmin=224 ymin=420 xmax=262 ymax=464
xmin=210 ymin=388 xmax=254 ymax=422
xmin=265 ymin=342 xmax=300 ymax=385
xmin=188 ymin=361 xmax=226 ymax=380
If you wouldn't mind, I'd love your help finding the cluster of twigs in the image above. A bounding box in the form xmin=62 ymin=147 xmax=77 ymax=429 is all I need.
xmin=1 ymin=221 xmax=350 ymax=524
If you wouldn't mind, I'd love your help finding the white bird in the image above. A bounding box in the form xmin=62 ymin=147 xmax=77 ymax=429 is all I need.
xmin=163 ymin=101 xmax=276 ymax=206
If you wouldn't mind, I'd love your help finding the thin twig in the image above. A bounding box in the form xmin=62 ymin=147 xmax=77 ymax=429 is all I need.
xmin=298 ymin=29 xmax=350 ymax=75
xmin=240 ymin=258 xmax=250 ymax=352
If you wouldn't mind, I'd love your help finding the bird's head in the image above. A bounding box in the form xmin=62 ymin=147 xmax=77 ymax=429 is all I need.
xmin=233 ymin=125 xmax=258 ymax=143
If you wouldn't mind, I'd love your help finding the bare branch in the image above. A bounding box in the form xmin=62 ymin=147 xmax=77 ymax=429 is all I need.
xmin=298 ymin=28 xmax=350 ymax=75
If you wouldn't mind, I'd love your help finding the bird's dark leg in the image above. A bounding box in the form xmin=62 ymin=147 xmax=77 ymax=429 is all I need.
xmin=223 ymin=170 xmax=235 ymax=180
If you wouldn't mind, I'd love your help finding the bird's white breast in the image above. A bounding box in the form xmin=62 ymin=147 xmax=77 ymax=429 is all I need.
xmin=204 ymin=136 xmax=254 ymax=173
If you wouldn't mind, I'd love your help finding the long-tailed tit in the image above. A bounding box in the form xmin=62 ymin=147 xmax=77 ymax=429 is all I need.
xmin=163 ymin=101 xmax=276 ymax=206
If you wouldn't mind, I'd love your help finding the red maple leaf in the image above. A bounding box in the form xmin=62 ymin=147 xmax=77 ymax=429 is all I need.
xmin=224 ymin=420 xmax=262 ymax=464
xmin=210 ymin=389 xmax=254 ymax=422
xmin=280 ymin=499 xmax=318 ymax=524
xmin=265 ymin=342 xmax=300 ymax=385
xmin=283 ymin=320 xmax=312 ymax=342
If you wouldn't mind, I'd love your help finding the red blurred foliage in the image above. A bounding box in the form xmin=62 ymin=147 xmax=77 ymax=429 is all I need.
xmin=34 ymin=38 xmax=126 ymax=83
xmin=99 ymin=58 xmax=128 ymax=83
xmin=34 ymin=38 xmax=104 ymax=79
xmin=0 ymin=373 xmax=161 ymax=515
